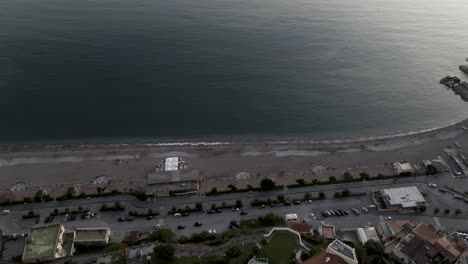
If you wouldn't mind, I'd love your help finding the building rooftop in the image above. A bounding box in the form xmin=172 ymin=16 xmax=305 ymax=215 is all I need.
xmin=356 ymin=227 xmax=380 ymax=244
xmin=320 ymin=224 xmax=335 ymax=239
xmin=22 ymin=224 xmax=63 ymax=261
xmin=328 ymin=239 xmax=356 ymax=261
xmin=75 ymin=228 xmax=109 ymax=241
xmin=399 ymin=235 xmax=430 ymax=264
xmin=303 ymin=251 xmax=347 ymax=264
xmin=412 ymin=223 xmax=440 ymax=244
xmin=382 ymin=186 xmax=426 ymax=208
xmin=165 ymin=157 xmax=179 ymax=172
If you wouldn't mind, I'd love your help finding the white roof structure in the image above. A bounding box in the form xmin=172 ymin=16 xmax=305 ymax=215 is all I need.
xmin=164 ymin=157 xmax=179 ymax=172
xmin=382 ymin=186 xmax=426 ymax=208
xmin=285 ymin=213 xmax=299 ymax=223
xmin=356 ymin=227 xmax=380 ymax=244
xmin=394 ymin=161 xmax=415 ymax=174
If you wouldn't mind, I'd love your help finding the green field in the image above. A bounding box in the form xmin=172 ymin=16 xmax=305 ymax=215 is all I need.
xmin=257 ymin=232 xmax=299 ymax=264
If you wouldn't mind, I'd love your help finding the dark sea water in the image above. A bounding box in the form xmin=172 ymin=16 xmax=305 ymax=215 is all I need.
xmin=1 ymin=0 xmax=468 ymax=143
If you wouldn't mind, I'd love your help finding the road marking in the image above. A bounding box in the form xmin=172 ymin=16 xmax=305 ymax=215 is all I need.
xmin=433 ymin=217 xmax=441 ymax=228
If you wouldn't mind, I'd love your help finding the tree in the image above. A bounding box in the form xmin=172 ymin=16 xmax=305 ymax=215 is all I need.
xmin=444 ymin=209 xmax=450 ymax=214
xmin=318 ymin=192 xmax=326 ymax=200
xmin=235 ymin=200 xmax=243 ymax=208
xmin=260 ymin=178 xmax=276 ymax=191
xmin=334 ymin=192 xmax=341 ymax=198
xmin=34 ymin=190 xmax=45 ymax=203
xmin=328 ymin=176 xmax=336 ymax=183
xmin=434 ymin=208 xmax=440 ymax=214
xmin=304 ymin=193 xmax=312 ymax=201
xmin=146 ymin=228 xmax=175 ymax=243
xmin=227 ymin=184 xmax=237 ymax=192
xmin=277 ymin=194 xmax=286 ymax=203
xmin=296 ymin=178 xmax=306 ymax=185
xmin=211 ymin=203 xmax=217 ymax=210
xmin=226 ymin=246 xmax=241 ymax=258
xmin=153 ymin=244 xmax=175 ymax=263
xmin=456 ymin=209 xmax=462 ymax=215
xmin=247 ymin=184 xmax=254 ymax=191
xmin=359 ymin=172 xmax=370 ymax=180
xmin=425 ymin=164 xmax=438 ymax=175
xmin=341 ymin=189 xmax=351 ymax=197
xmin=210 ymin=187 xmax=217 ymax=194
xmin=66 ymin=187 xmax=76 ymax=199
xmin=343 ymin=172 xmax=353 ymax=182
xmin=195 ymin=202 xmax=203 ymax=210
xmin=258 ymin=213 xmax=282 ymax=226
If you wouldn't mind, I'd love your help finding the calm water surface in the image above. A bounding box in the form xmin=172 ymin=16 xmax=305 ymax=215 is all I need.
xmin=1 ymin=0 xmax=468 ymax=143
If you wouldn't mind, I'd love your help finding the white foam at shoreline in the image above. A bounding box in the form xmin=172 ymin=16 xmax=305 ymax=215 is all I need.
xmin=242 ymin=150 xmax=328 ymax=157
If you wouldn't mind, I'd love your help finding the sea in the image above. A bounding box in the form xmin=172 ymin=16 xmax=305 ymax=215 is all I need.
xmin=1 ymin=0 xmax=468 ymax=144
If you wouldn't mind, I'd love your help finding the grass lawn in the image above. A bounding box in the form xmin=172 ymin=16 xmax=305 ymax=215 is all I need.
xmin=257 ymin=232 xmax=298 ymax=264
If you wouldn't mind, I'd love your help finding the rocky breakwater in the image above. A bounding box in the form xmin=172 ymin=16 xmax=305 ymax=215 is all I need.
xmin=440 ymin=76 xmax=468 ymax=102
xmin=460 ymin=65 xmax=468 ymax=75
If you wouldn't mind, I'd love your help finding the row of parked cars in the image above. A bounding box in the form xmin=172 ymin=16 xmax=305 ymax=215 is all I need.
xmin=321 ymin=207 xmax=369 ymax=218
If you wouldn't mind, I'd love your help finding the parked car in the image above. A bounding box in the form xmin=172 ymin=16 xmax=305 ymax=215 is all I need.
xmin=126 ymin=218 xmax=134 ymax=221
xmin=182 ymin=212 xmax=189 ymax=217
xmin=1 ymin=210 xmax=10 ymax=215
xmin=454 ymin=195 xmax=463 ymax=200
xmin=118 ymin=217 xmax=126 ymax=222
xmin=293 ymin=200 xmax=301 ymax=205
xmin=207 ymin=210 xmax=216 ymax=214
xmin=428 ymin=183 xmax=437 ymax=188
xmin=230 ymin=220 xmax=241 ymax=228
xmin=44 ymin=216 xmax=51 ymax=223
xmin=439 ymin=188 xmax=447 ymax=193
xmin=174 ymin=213 xmax=182 ymax=217
xmin=194 ymin=221 xmax=203 ymax=227
xmin=362 ymin=207 xmax=369 ymax=213
xmin=146 ymin=216 xmax=153 ymax=220
xmin=215 ymin=209 xmax=222 ymax=213
xmin=240 ymin=210 xmax=248 ymax=215
xmin=309 ymin=213 xmax=316 ymax=219
xmin=352 ymin=208 xmax=360 ymax=215
xmin=177 ymin=225 xmax=185 ymax=229
xmin=321 ymin=211 xmax=328 ymax=217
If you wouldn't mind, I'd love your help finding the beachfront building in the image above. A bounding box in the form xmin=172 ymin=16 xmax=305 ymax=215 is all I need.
xmin=379 ymin=186 xmax=427 ymax=212
xmin=22 ymin=224 xmax=74 ymax=263
xmin=356 ymin=227 xmax=381 ymax=245
xmin=393 ymin=161 xmax=415 ymax=175
xmin=74 ymin=228 xmax=111 ymax=246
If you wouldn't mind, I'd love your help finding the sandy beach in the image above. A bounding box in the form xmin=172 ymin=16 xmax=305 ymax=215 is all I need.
xmin=0 ymin=117 xmax=467 ymax=199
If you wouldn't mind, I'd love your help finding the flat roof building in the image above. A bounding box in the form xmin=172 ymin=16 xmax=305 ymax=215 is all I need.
xmin=74 ymin=228 xmax=111 ymax=246
xmin=356 ymin=227 xmax=381 ymax=244
xmin=22 ymin=224 xmax=74 ymax=263
xmin=393 ymin=161 xmax=415 ymax=175
xmin=380 ymin=186 xmax=427 ymax=210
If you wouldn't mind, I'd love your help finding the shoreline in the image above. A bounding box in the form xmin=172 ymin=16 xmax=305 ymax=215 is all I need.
xmin=1 ymin=116 xmax=467 ymax=153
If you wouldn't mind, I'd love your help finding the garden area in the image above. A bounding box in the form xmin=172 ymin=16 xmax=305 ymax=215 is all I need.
xmin=257 ymin=232 xmax=299 ymax=264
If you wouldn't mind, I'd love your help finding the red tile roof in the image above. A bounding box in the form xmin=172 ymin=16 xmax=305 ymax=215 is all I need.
xmin=303 ymin=252 xmax=348 ymax=264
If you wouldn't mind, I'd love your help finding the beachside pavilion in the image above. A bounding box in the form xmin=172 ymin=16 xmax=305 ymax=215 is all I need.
xmin=22 ymin=224 xmax=74 ymax=263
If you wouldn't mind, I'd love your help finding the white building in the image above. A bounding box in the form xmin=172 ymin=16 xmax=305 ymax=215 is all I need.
xmin=381 ymin=186 xmax=427 ymax=210
xmin=356 ymin=227 xmax=381 ymax=244
xmin=393 ymin=161 xmax=415 ymax=175
xmin=164 ymin=157 xmax=179 ymax=172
